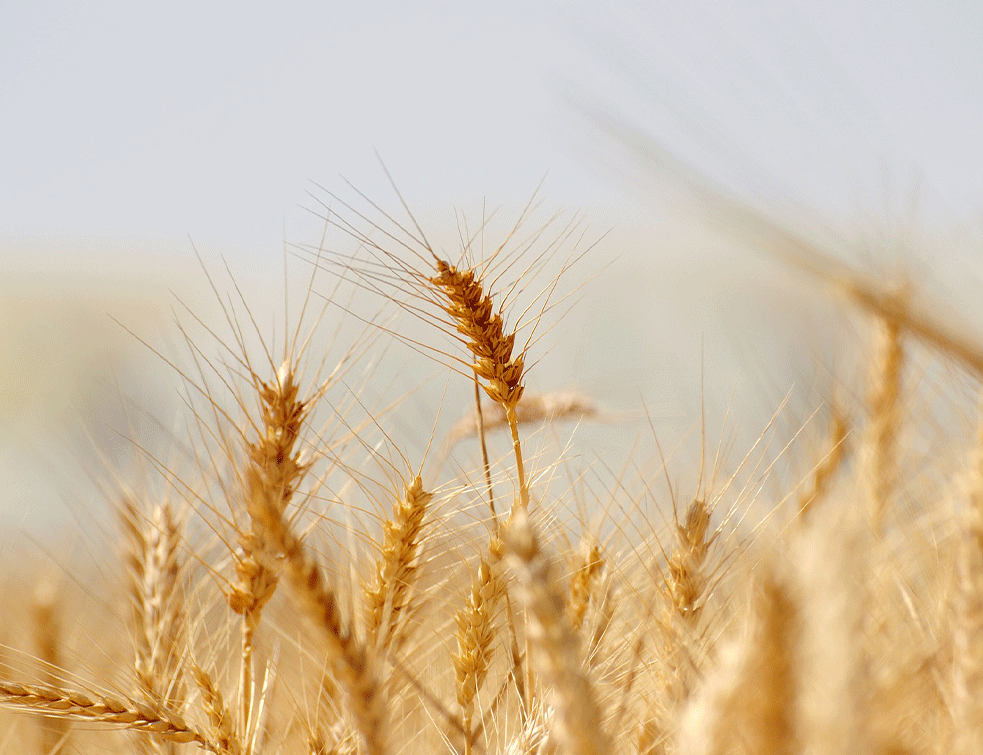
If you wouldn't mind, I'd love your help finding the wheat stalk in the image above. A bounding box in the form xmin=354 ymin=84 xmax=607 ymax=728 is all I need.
xmin=31 ymin=576 xmax=69 ymax=755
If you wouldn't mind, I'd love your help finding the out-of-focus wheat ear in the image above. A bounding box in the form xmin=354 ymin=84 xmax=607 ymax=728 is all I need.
xmin=191 ymin=663 xmax=242 ymax=755
xmin=953 ymin=404 xmax=983 ymax=755
xmin=797 ymin=407 xmax=849 ymax=521
xmin=567 ymin=540 xmax=604 ymax=634
xmin=504 ymin=508 xmax=613 ymax=755
xmin=32 ymin=576 xmax=69 ymax=755
xmin=453 ymin=556 xmax=504 ymax=755
xmin=254 ymin=490 xmax=386 ymax=755
xmin=650 ymin=495 xmax=715 ymax=741
xmin=793 ymin=506 xmax=870 ymax=755
xmin=663 ymin=498 xmax=713 ymax=628
xmin=363 ymin=475 xmax=433 ymax=652
xmin=227 ymin=360 xmax=314 ymax=738
xmin=120 ymin=495 xmax=188 ymax=716
xmin=0 ymin=680 xmax=210 ymax=749
xmin=678 ymin=564 xmax=799 ymax=755
xmin=501 ymin=702 xmax=551 ymax=755
xmin=866 ymin=315 xmax=904 ymax=536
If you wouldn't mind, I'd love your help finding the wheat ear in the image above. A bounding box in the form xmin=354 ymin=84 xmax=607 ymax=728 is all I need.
xmin=191 ymin=663 xmax=242 ymax=755
xmin=453 ymin=555 xmax=505 ymax=755
xmin=120 ymin=494 xmax=187 ymax=714
xmin=678 ymin=566 xmax=799 ymax=755
xmin=228 ymin=361 xmax=312 ymax=737
xmin=363 ymin=475 xmax=433 ymax=651
xmin=567 ymin=540 xmax=604 ymax=633
xmin=866 ymin=316 xmax=904 ymax=536
xmin=641 ymin=497 xmax=715 ymax=753
xmin=0 ymin=680 xmax=210 ymax=749
xmin=430 ymin=259 xmax=530 ymax=514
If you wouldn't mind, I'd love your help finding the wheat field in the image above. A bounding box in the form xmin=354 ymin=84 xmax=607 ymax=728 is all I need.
xmin=1 ymin=178 xmax=981 ymax=755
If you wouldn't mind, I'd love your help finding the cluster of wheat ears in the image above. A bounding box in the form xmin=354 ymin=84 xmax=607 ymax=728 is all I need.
xmin=4 ymin=182 xmax=983 ymax=755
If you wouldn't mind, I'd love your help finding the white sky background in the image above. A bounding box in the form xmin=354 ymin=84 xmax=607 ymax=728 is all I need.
xmin=4 ymin=1 xmax=982 ymax=247
xmin=2 ymin=0 xmax=983 ymax=532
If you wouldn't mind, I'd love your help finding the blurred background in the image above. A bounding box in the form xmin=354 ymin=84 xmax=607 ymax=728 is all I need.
xmin=3 ymin=0 xmax=982 ymax=534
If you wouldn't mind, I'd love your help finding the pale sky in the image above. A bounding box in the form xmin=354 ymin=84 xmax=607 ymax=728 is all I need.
xmin=2 ymin=1 xmax=982 ymax=532
xmin=3 ymin=0 xmax=981 ymax=258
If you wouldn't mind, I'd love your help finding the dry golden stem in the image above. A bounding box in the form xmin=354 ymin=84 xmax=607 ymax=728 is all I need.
xmin=506 ymin=407 xmax=531 ymax=515
xmin=504 ymin=509 xmax=612 ymax=755
xmin=363 ymin=476 xmax=433 ymax=651
xmin=474 ymin=376 xmax=498 ymax=522
xmin=0 ymin=680 xmax=210 ymax=749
